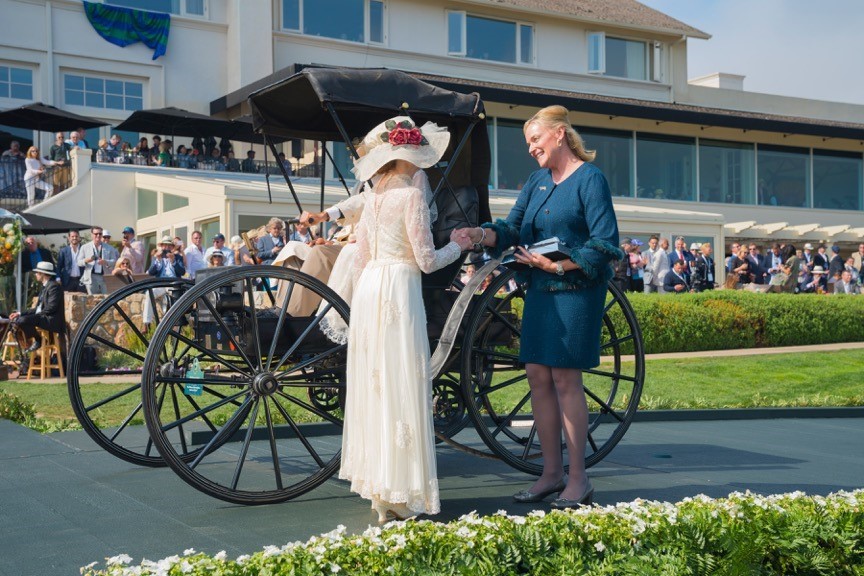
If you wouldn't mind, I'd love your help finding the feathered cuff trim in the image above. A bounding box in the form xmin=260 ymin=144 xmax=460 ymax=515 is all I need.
xmin=481 ymin=219 xmax=518 ymax=258
xmin=570 ymin=238 xmax=625 ymax=281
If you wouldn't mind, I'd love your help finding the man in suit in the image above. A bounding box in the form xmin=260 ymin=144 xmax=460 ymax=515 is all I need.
xmin=78 ymin=226 xmax=116 ymax=295
xmin=148 ymin=236 xmax=186 ymax=278
xmin=256 ymin=217 xmax=287 ymax=266
xmin=691 ymin=243 xmax=715 ymax=292
xmin=833 ymin=270 xmax=860 ymax=294
xmin=745 ymin=243 xmax=766 ymax=284
xmin=668 ymin=236 xmax=694 ymax=273
xmin=56 ymin=229 xmax=84 ymax=293
xmin=850 ymin=243 xmax=864 ymax=272
xmin=6 ymin=262 xmax=65 ymax=372
xmin=764 ymin=243 xmax=785 ymax=285
xmin=641 ymin=235 xmax=668 ymax=293
xmin=801 ymin=243 xmax=815 ymax=267
xmin=827 ymin=245 xmax=845 ymax=290
xmin=664 ymin=259 xmax=691 ymax=294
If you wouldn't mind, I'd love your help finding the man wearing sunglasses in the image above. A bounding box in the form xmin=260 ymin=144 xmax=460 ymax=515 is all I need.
xmin=77 ymin=227 xmax=116 ymax=294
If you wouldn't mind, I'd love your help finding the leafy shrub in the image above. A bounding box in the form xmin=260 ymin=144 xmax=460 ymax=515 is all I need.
xmin=0 ymin=388 xmax=78 ymax=433
xmin=82 ymin=489 xmax=864 ymax=575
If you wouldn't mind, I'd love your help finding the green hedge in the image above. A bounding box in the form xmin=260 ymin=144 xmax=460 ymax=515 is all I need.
xmin=610 ymin=291 xmax=864 ymax=354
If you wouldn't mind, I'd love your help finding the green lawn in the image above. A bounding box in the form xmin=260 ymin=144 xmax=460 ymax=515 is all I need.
xmin=1 ymin=349 xmax=862 ymax=431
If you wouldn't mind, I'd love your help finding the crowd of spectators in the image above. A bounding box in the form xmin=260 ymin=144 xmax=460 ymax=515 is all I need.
xmin=614 ymin=236 xmax=863 ymax=295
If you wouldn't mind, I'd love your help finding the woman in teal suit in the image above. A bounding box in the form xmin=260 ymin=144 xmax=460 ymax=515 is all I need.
xmin=458 ymin=105 xmax=622 ymax=509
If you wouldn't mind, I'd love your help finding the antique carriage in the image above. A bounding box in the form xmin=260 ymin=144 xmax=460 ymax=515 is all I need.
xmin=67 ymin=68 xmax=644 ymax=505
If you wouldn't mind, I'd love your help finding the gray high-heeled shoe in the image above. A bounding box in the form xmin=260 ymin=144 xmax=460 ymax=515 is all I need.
xmin=513 ymin=477 xmax=566 ymax=503
xmin=550 ymin=481 xmax=594 ymax=509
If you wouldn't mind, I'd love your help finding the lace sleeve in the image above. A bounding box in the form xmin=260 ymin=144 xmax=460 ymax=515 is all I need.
xmin=351 ymin=204 xmax=371 ymax=287
xmin=406 ymin=187 xmax=462 ymax=273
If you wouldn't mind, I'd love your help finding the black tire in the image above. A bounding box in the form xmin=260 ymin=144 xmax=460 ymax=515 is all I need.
xmin=67 ymin=278 xmax=192 ymax=467
xmin=141 ymin=266 xmax=350 ymax=505
xmin=461 ymin=270 xmax=644 ymax=475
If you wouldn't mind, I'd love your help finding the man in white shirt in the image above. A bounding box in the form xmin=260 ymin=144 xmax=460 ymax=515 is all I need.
xmin=56 ymin=229 xmax=84 ymax=292
xmin=184 ymin=230 xmax=207 ymax=278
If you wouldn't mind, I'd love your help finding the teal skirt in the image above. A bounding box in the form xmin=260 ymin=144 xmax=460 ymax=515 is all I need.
xmin=519 ymin=282 xmax=607 ymax=369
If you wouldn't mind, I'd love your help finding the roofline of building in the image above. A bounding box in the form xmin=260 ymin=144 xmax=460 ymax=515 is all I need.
xmin=211 ymin=64 xmax=864 ymax=142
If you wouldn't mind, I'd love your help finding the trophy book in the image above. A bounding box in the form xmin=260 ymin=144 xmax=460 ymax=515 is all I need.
xmin=502 ymin=237 xmax=572 ymax=271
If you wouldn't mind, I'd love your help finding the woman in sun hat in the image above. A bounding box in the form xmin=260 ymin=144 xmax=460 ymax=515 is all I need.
xmin=338 ymin=116 xmax=473 ymax=523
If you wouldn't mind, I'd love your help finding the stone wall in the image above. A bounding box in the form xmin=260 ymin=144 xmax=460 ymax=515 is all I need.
xmin=66 ymin=292 xmax=147 ymax=347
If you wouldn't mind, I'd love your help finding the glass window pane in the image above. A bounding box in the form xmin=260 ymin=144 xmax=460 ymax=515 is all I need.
xmin=466 ymin=15 xmax=516 ymax=63
xmin=85 ymin=92 xmax=104 ymax=108
xmin=606 ymin=37 xmax=646 ymax=80
xmin=137 ymin=188 xmax=158 ymax=218
xmin=125 ymin=82 xmax=143 ymax=97
xmin=448 ymin=11 xmax=464 ymax=53
xmin=112 ymin=129 xmax=139 ymax=148
xmin=699 ymin=139 xmax=755 ymax=204
xmin=283 ymin=0 xmax=299 ymax=30
xmin=105 ymin=80 xmax=124 ymax=95
xmin=65 ymin=75 xmax=84 ymax=91
xmin=85 ymin=77 xmax=104 ymax=92
xmin=636 ymin=134 xmax=696 ymax=201
xmin=10 ymin=84 xmax=32 ymax=100
xmin=0 ymin=85 xmax=9 ymax=99
xmin=757 ymin=145 xmax=809 ymax=207
xmin=520 ymin=24 xmax=533 ymax=63
xmin=495 ymin=119 xmax=537 ymax=190
xmin=331 ymin=142 xmax=355 ymax=181
xmin=0 ymin=67 xmax=8 ymax=82
xmin=10 ymin=68 xmax=31 ymax=84
xmin=813 ymin=151 xmax=862 ymax=211
xmin=198 ymin=218 xmax=221 ymax=246
xmin=108 ymin=0 xmax=175 ymax=13
xmin=106 ymin=95 xmax=125 ymax=110
xmin=126 ymin=96 xmax=143 ymax=111
xmin=304 ymin=0 xmax=364 ymax=42
xmin=582 ymin=128 xmax=633 ymax=197
xmin=65 ymin=90 xmax=84 ymax=106
xmin=369 ymin=0 xmax=383 ymax=43
xmin=163 ymin=192 xmax=189 ymax=212
xmin=185 ymin=0 xmax=204 ymax=15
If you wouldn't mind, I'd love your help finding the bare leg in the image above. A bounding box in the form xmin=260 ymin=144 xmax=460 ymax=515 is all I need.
xmin=551 ymin=367 xmax=590 ymax=500
xmin=523 ymin=363 xmax=565 ymax=493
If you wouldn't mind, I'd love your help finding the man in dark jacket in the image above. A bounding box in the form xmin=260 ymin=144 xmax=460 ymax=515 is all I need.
xmin=7 ymin=262 xmax=65 ymax=363
xmin=664 ymin=259 xmax=691 ymax=293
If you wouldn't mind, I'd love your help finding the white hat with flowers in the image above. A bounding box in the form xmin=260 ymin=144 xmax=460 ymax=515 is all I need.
xmin=351 ymin=116 xmax=450 ymax=182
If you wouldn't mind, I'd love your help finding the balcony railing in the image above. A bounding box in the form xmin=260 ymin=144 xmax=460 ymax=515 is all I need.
xmin=94 ymin=151 xmax=323 ymax=178
xmin=0 ymin=158 xmax=74 ymax=211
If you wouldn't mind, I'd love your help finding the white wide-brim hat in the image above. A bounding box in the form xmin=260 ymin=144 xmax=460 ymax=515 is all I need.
xmin=811 ymin=266 xmax=826 ymax=274
xmin=351 ymin=116 xmax=450 ymax=182
xmin=34 ymin=261 xmax=56 ymax=276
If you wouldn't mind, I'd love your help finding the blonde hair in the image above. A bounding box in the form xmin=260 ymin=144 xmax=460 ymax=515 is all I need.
xmin=26 ymin=146 xmax=39 ymax=157
xmin=524 ymin=105 xmax=596 ymax=162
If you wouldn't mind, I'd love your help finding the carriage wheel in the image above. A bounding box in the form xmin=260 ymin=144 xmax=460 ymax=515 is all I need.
xmin=141 ymin=267 xmax=350 ymax=505
xmin=461 ymin=270 xmax=644 ymax=475
xmin=67 ymin=278 xmax=192 ymax=467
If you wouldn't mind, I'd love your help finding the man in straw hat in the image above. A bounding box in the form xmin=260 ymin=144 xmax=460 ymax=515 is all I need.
xmin=148 ymin=236 xmax=186 ymax=278
xmin=4 ymin=262 xmax=65 ymax=372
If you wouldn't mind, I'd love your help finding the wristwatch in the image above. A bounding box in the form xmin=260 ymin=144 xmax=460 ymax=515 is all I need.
xmin=555 ymin=262 xmax=565 ymax=276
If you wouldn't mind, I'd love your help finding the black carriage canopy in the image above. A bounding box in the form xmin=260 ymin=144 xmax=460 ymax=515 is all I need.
xmin=248 ymin=67 xmax=491 ymax=222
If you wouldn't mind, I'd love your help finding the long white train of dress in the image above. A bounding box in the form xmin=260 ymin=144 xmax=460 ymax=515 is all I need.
xmin=338 ymin=174 xmax=461 ymax=515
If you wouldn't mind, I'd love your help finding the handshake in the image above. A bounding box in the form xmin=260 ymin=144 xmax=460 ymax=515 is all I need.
xmin=450 ymin=227 xmax=482 ymax=251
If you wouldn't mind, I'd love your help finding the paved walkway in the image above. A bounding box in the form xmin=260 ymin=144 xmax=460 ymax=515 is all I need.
xmin=1 ymin=415 xmax=862 ymax=576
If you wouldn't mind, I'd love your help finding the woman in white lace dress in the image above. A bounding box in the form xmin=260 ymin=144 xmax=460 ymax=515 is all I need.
xmin=338 ymin=117 xmax=472 ymax=522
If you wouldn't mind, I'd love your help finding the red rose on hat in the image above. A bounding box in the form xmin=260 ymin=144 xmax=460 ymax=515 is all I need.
xmin=388 ymin=128 xmax=410 ymax=146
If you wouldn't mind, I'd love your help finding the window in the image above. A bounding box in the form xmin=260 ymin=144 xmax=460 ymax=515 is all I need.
xmin=174 ymin=226 xmax=188 ymax=246
xmin=636 ymin=134 xmax=696 ymax=201
xmin=757 ymin=145 xmax=809 ymax=207
xmin=197 ymin=218 xmax=221 ymax=248
xmin=137 ymin=188 xmax=157 ymax=218
xmin=105 ymin=0 xmax=206 ymax=17
xmin=812 ymin=150 xmax=862 ymax=211
xmin=580 ymin=128 xmax=633 ymax=197
xmin=588 ymin=33 xmax=659 ymax=81
xmin=699 ymin=140 xmax=755 ymax=204
xmin=282 ymin=0 xmax=384 ymax=44
xmin=163 ymin=192 xmax=189 ymax=212
xmin=0 ymin=66 xmax=33 ymax=100
xmin=447 ymin=11 xmax=533 ymax=64
xmin=491 ymin=119 xmax=539 ymax=190
xmin=65 ymin=74 xmax=143 ymax=111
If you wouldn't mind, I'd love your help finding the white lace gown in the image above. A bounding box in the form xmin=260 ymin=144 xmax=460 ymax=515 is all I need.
xmin=338 ymin=174 xmax=462 ymax=515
